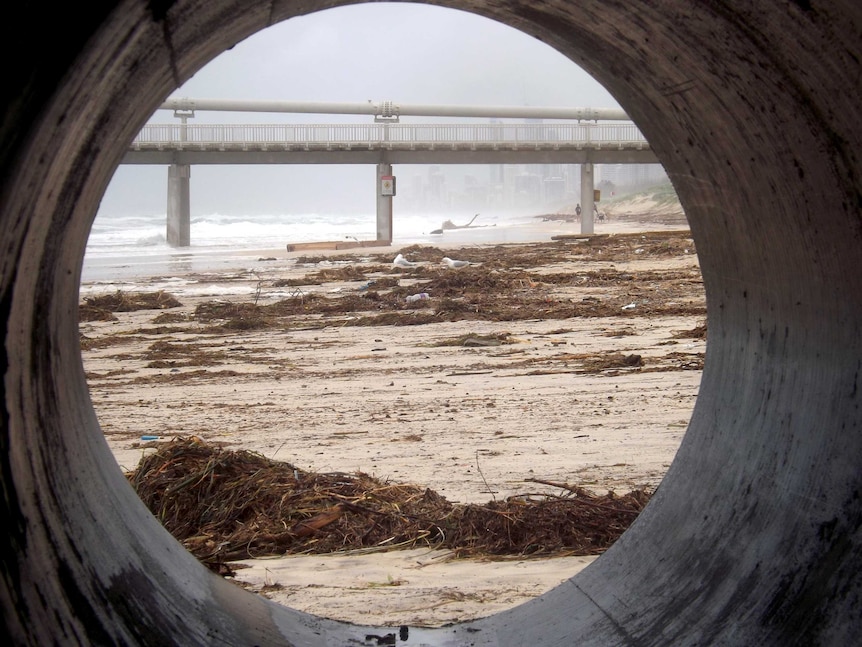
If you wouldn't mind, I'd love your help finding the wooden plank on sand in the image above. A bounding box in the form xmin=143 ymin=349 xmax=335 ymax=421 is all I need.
xmin=286 ymin=239 xmax=391 ymax=252
xmin=551 ymin=234 xmax=610 ymax=242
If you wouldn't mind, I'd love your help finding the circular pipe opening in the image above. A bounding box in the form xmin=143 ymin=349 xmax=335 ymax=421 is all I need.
xmin=82 ymin=7 xmax=701 ymax=625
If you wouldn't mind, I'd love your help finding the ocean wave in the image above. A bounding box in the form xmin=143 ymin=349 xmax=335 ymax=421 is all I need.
xmin=136 ymin=233 xmax=166 ymax=246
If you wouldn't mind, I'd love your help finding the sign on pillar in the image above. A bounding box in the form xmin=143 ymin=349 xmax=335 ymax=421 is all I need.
xmin=381 ymin=175 xmax=396 ymax=196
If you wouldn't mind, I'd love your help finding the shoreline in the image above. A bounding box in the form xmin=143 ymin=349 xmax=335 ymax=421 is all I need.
xmin=81 ymin=217 xmax=688 ymax=286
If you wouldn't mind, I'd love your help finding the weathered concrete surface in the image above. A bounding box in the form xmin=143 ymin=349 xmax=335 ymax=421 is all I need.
xmin=1 ymin=1 xmax=860 ymax=645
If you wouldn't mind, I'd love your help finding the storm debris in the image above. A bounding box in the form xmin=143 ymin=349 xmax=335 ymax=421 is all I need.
xmin=128 ymin=437 xmax=651 ymax=574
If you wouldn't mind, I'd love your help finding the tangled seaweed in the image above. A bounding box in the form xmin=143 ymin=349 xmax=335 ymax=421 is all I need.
xmin=129 ymin=437 xmax=651 ymax=574
xmin=80 ymin=290 xmax=183 ymax=322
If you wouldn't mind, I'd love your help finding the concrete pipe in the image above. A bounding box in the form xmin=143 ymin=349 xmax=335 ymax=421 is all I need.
xmin=1 ymin=1 xmax=860 ymax=645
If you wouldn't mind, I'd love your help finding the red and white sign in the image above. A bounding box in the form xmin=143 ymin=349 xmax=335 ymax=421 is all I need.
xmin=381 ymin=175 xmax=396 ymax=196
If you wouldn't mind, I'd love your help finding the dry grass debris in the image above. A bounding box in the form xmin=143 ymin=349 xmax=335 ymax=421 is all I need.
xmin=129 ymin=437 xmax=651 ymax=575
xmin=80 ymin=290 xmax=182 ymax=321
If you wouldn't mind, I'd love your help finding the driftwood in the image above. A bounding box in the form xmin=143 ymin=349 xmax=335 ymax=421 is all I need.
xmin=441 ymin=213 xmax=482 ymax=230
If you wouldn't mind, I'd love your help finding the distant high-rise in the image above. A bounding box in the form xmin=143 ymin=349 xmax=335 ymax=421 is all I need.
xmin=599 ymin=164 xmax=668 ymax=190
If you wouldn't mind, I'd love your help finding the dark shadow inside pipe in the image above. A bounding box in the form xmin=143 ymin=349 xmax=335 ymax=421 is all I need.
xmin=2 ymin=1 xmax=860 ymax=645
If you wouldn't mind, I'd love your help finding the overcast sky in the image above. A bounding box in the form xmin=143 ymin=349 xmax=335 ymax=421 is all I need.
xmin=98 ymin=3 xmax=621 ymax=218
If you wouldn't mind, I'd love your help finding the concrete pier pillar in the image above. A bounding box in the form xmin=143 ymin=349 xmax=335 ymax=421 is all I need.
xmin=580 ymin=162 xmax=594 ymax=235
xmin=167 ymin=163 xmax=191 ymax=247
xmin=376 ymin=162 xmax=393 ymax=244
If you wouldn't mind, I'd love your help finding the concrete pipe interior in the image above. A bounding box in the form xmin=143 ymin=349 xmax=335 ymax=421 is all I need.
xmin=2 ymin=1 xmax=861 ymax=645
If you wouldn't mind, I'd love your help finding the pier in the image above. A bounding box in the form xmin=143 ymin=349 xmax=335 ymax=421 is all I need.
xmin=122 ymin=99 xmax=657 ymax=246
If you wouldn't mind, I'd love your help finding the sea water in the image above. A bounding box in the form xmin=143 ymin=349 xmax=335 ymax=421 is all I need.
xmin=81 ymin=209 xmax=549 ymax=285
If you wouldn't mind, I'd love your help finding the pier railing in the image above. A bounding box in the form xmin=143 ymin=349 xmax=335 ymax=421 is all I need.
xmin=130 ymin=122 xmax=649 ymax=151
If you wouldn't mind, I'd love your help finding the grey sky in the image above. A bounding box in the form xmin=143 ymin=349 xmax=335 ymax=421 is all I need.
xmin=98 ymin=3 xmax=621 ymax=218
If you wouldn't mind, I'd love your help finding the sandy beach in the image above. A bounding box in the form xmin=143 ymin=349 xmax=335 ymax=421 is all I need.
xmin=80 ymin=203 xmax=704 ymax=628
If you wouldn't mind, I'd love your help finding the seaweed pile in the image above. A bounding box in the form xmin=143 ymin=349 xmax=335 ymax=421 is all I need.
xmin=80 ymin=290 xmax=183 ymax=321
xmin=129 ymin=437 xmax=651 ymax=574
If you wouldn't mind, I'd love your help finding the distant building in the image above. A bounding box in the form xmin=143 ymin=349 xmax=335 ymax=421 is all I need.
xmin=599 ymin=164 xmax=668 ymax=191
xmin=395 ymin=120 xmax=667 ymax=213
